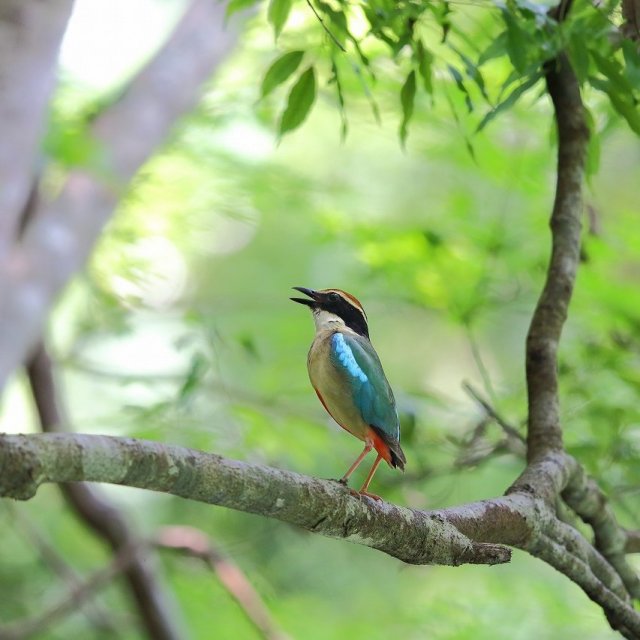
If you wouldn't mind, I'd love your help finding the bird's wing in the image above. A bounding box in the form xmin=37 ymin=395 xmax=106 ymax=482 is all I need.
xmin=329 ymin=332 xmax=399 ymax=442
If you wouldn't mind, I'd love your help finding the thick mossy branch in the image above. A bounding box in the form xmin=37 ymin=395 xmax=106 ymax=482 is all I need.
xmin=0 ymin=433 xmax=510 ymax=567
xmin=1 ymin=434 xmax=638 ymax=635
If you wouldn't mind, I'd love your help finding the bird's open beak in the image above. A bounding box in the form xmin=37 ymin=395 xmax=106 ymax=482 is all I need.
xmin=290 ymin=286 xmax=318 ymax=307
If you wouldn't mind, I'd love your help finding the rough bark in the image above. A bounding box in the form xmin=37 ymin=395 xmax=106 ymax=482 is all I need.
xmin=525 ymin=52 xmax=587 ymax=463
xmin=622 ymin=0 xmax=640 ymax=39
xmin=0 ymin=433 xmax=511 ymax=567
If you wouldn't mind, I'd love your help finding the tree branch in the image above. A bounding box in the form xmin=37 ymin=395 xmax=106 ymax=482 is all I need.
xmin=0 ymin=0 xmax=73 ymax=257
xmin=525 ymin=52 xmax=589 ymax=463
xmin=0 ymin=0 xmax=240 ymax=389
xmin=625 ymin=530 xmax=640 ymax=554
xmin=157 ymin=526 xmax=290 ymax=640
xmin=563 ymin=461 xmax=640 ymax=598
xmin=0 ymin=433 xmax=509 ymax=567
xmin=622 ymin=0 xmax=640 ymax=40
xmin=2 ymin=433 xmax=639 ymax=633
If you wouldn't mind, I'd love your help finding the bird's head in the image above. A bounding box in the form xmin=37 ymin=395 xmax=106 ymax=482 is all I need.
xmin=291 ymin=287 xmax=369 ymax=338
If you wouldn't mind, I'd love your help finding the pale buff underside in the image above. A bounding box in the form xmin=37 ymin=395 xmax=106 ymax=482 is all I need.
xmin=307 ymin=318 xmax=370 ymax=442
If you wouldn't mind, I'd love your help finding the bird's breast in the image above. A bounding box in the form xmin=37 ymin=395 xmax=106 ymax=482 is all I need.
xmin=307 ymin=331 xmax=369 ymax=440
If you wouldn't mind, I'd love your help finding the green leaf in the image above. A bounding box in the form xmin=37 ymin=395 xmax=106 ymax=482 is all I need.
xmin=330 ymin=59 xmax=348 ymax=141
xmin=590 ymin=77 xmax=640 ymax=136
xmin=415 ymin=40 xmax=433 ymax=94
xmin=478 ymin=32 xmax=508 ymax=66
xmin=178 ymin=353 xmax=209 ymax=404
xmin=584 ymin=108 xmax=601 ymax=179
xmin=451 ymin=46 xmax=489 ymax=103
xmin=226 ymin=0 xmax=260 ymax=19
xmin=261 ymin=51 xmax=304 ymax=99
xmin=399 ymin=70 xmax=416 ymax=148
xmin=502 ymin=10 xmax=530 ymax=74
xmin=568 ymin=31 xmax=590 ymax=83
xmin=448 ymin=65 xmax=473 ymax=112
xmin=278 ymin=66 xmax=317 ymax=137
xmin=315 ymin=0 xmax=349 ymax=48
xmin=268 ymin=0 xmax=292 ymax=39
xmin=622 ymin=40 xmax=640 ymax=87
xmin=590 ymin=49 xmax=636 ymax=98
xmin=476 ymin=72 xmax=541 ymax=132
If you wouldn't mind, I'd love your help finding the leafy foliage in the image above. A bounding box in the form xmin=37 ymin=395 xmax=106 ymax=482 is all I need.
xmin=257 ymin=0 xmax=640 ymax=146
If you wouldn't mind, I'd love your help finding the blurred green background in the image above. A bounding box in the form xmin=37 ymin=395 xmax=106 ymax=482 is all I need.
xmin=0 ymin=0 xmax=638 ymax=638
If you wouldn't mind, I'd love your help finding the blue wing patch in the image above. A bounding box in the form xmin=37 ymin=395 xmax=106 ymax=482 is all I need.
xmin=333 ymin=333 xmax=368 ymax=383
xmin=329 ymin=332 xmax=399 ymax=441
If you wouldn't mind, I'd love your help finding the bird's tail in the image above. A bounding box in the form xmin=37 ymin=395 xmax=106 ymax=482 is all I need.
xmin=388 ymin=441 xmax=406 ymax=471
xmin=369 ymin=425 xmax=406 ymax=471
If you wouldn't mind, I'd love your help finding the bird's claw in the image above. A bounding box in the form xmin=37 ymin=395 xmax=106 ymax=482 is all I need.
xmin=330 ymin=478 xmax=382 ymax=502
xmin=358 ymin=491 xmax=383 ymax=502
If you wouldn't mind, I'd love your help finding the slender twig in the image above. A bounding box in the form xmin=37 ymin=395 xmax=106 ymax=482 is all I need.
xmin=625 ymin=530 xmax=640 ymax=554
xmin=0 ymin=542 xmax=141 ymax=640
xmin=5 ymin=503 xmax=119 ymax=634
xmin=156 ymin=526 xmax=290 ymax=640
xmin=466 ymin=330 xmax=497 ymax=404
xmin=305 ymin=0 xmax=347 ymax=52
xmin=563 ymin=463 xmax=640 ymax=598
xmin=462 ymin=381 xmax=526 ymax=444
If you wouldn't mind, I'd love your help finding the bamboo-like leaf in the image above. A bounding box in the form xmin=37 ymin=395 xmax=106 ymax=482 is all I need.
xmin=268 ymin=0 xmax=293 ymax=39
xmin=330 ymin=59 xmax=348 ymax=141
xmin=589 ymin=76 xmax=640 ymax=136
xmin=261 ymin=51 xmax=304 ymax=99
xmin=590 ymin=50 xmax=636 ymax=98
xmin=416 ymin=40 xmax=433 ymax=94
xmin=451 ymin=45 xmax=489 ymax=103
xmin=448 ymin=65 xmax=473 ymax=112
xmin=478 ymin=32 xmax=508 ymax=66
xmin=278 ymin=66 xmax=317 ymax=137
xmin=476 ymin=72 xmax=541 ymax=132
xmin=502 ymin=10 xmax=529 ymax=74
xmin=399 ymin=70 xmax=416 ymax=148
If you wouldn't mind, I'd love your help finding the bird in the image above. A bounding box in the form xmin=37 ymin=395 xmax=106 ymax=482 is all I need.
xmin=290 ymin=287 xmax=406 ymax=500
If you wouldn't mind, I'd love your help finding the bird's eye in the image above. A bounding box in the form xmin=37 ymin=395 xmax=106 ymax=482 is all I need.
xmin=329 ymin=292 xmax=341 ymax=302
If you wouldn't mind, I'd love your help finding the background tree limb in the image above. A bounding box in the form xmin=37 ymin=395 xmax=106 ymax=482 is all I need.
xmin=0 ymin=0 xmax=240 ymax=390
xmin=26 ymin=345 xmax=185 ymax=640
xmin=0 ymin=0 xmax=73 ymax=258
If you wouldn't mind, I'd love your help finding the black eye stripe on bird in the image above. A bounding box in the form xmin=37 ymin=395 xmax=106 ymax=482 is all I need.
xmin=291 ymin=287 xmax=405 ymax=501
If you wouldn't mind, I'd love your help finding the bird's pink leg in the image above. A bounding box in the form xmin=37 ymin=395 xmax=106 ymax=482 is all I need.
xmin=339 ymin=442 xmax=373 ymax=485
xmin=358 ymin=454 xmax=384 ymax=501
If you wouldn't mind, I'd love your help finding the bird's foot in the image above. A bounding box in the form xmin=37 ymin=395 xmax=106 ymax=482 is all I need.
xmin=358 ymin=490 xmax=383 ymax=502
